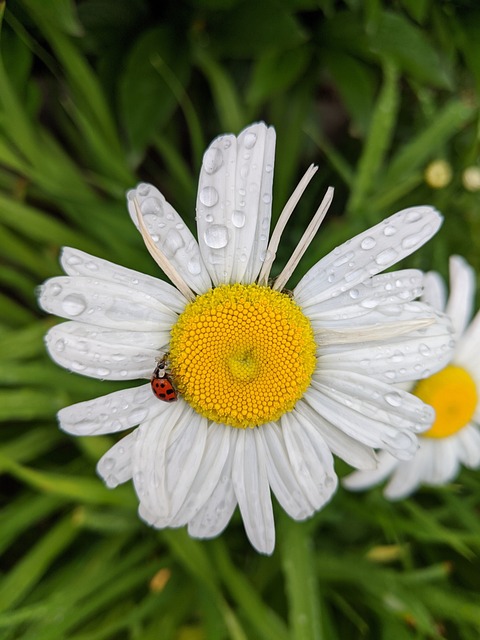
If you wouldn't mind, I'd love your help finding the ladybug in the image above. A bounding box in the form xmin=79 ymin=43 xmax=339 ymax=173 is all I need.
xmin=151 ymin=356 xmax=177 ymax=402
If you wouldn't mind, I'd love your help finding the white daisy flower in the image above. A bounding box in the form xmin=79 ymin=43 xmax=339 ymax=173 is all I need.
xmin=39 ymin=122 xmax=454 ymax=554
xmin=344 ymin=255 xmax=480 ymax=500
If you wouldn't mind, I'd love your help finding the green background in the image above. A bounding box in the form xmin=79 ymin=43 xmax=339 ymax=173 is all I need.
xmin=1 ymin=0 xmax=480 ymax=638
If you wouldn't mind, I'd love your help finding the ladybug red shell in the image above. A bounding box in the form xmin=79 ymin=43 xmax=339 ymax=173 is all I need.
xmin=151 ymin=358 xmax=177 ymax=402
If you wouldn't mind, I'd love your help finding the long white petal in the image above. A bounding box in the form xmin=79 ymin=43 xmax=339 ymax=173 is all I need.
xmin=259 ymin=423 xmax=316 ymax=520
xmin=97 ymin=431 xmax=137 ymax=488
xmin=196 ymin=122 xmax=276 ymax=285
xmin=39 ymin=276 xmax=178 ymax=331
xmin=295 ymin=400 xmax=377 ymax=470
xmin=383 ymin=444 xmax=432 ymax=499
xmin=300 ymin=269 xmax=424 ymax=322
xmin=422 ymin=271 xmax=446 ymax=311
xmin=58 ymin=383 xmax=164 ymax=435
xmin=343 ymin=451 xmax=399 ymax=491
xmin=456 ymin=425 xmax=480 ymax=468
xmin=127 ymin=184 xmax=212 ymax=295
xmin=281 ymin=411 xmax=337 ymax=511
xmin=60 ymin=247 xmax=187 ymax=314
xmin=188 ymin=429 xmax=238 ymax=539
xmin=170 ymin=422 xmax=231 ymax=527
xmin=232 ymin=429 xmax=275 ymax=555
xmin=445 ymin=255 xmax=475 ymax=339
xmin=46 ymin=322 xmax=166 ymax=380
xmin=294 ymin=206 xmax=442 ymax=306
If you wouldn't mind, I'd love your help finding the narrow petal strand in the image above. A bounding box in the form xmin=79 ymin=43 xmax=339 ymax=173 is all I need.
xmin=294 ymin=206 xmax=442 ymax=306
xmin=61 ymin=247 xmax=187 ymax=314
xmin=422 ymin=271 xmax=446 ymax=311
xmin=343 ymin=452 xmax=399 ymax=492
xmin=188 ymin=429 xmax=238 ymax=540
xmin=232 ymin=429 xmax=275 ymax=555
xmin=127 ymin=184 xmax=212 ymax=295
xmin=97 ymin=431 xmax=137 ymax=488
xmin=39 ymin=276 xmax=179 ymax=331
xmin=58 ymin=383 xmax=164 ymax=435
xmin=46 ymin=322 xmax=167 ymax=380
xmin=456 ymin=425 xmax=480 ymax=468
xmin=196 ymin=122 xmax=276 ymax=286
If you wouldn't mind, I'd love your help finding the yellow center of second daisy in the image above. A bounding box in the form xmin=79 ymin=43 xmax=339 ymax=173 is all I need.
xmin=414 ymin=365 xmax=478 ymax=438
xmin=169 ymin=283 xmax=316 ymax=428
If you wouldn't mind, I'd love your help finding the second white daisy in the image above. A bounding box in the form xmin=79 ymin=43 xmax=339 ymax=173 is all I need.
xmin=344 ymin=255 xmax=480 ymax=499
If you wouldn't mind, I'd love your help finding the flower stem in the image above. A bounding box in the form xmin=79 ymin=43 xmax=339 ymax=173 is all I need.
xmin=280 ymin=515 xmax=323 ymax=640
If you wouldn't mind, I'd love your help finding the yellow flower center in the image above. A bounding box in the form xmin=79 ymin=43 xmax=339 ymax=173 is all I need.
xmin=414 ymin=365 xmax=478 ymax=438
xmin=169 ymin=284 xmax=316 ymax=428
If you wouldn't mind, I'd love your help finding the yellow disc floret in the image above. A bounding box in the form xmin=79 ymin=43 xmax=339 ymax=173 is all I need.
xmin=414 ymin=365 xmax=478 ymax=439
xmin=169 ymin=284 xmax=316 ymax=428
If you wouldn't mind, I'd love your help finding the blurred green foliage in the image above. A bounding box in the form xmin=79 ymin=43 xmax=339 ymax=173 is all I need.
xmin=1 ymin=0 xmax=480 ymax=638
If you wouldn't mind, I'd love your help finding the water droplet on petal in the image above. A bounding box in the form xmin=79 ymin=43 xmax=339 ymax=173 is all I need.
xmin=103 ymin=457 xmax=115 ymax=471
xmin=137 ymin=184 xmax=150 ymax=196
xmin=55 ymin=339 xmax=65 ymax=352
xmin=375 ymin=248 xmax=398 ymax=266
xmin=385 ymin=392 xmax=402 ymax=407
xmin=203 ymin=147 xmax=223 ymax=174
xmin=199 ymin=186 xmax=219 ymax=207
xmin=419 ymin=343 xmax=431 ymax=356
xmin=164 ymin=230 xmax=185 ymax=255
xmin=204 ymin=224 xmax=229 ymax=249
xmin=50 ymin=283 xmax=62 ymax=296
xmin=141 ymin=197 xmax=163 ymax=215
xmin=405 ymin=209 xmax=421 ymax=223
xmin=97 ymin=367 xmax=110 ymax=377
xmin=333 ymin=251 xmax=354 ymax=267
xmin=62 ymin=294 xmax=87 ymax=316
xmin=265 ymin=164 xmax=273 ymax=173
xmin=129 ymin=407 xmax=149 ymax=424
xmin=262 ymin=193 xmax=271 ymax=204
xmin=360 ymin=236 xmax=376 ymax=250
xmin=244 ymin=132 xmax=257 ymax=149
xmin=187 ymin=256 xmax=202 ymax=275
xmin=384 ymin=225 xmax=397 ymax=237
xmin=349 ymin=288 xmax=360 ymax=299
xmin=232 ymin=210 xmax=246 ymax=228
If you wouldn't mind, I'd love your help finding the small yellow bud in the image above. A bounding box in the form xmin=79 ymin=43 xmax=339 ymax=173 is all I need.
xmin=424 ymin=160 xmax=452 ymax=189
xmin=462 ymin=166 xmax=480 ymax=192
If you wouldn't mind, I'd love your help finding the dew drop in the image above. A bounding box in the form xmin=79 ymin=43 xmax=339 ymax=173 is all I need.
xmin=419 ymin=343 xmax=431 ymax=356
xmin=360 ymin=236 xmax=376 ymax=250
xmin=49 ymin=283 xmax=62 ymax=296
xmin=262 ymin=193 xmax=271 ymax=204
xmin=384 ymin=225 xmax=397 ymax=237
xmin=141 ymin=197 xmax=163 ymax=216
xmin=97 ymin=367 xmax=111 ymax=377
xmin=55 ymin=339 xmax=65 ymax=352
xmin=333 ymin=251 xmax=354 ymax=267
xmin=199 ymin=186 xmax=219 ymax=207
xmin=375 ymin=248 xmax=398 ymax=266
xmin=62 ymin=294 xmax=87 ymax=316
xmin=385 ymin=392 xmax=402 ymax=407
xmin=265 ymin=164 xmax=273 ymax=173
xmin=164 ymin=230 xmax=185 ymax=254
xmin=203 ymin=147 xmax=223 ymax=174
xmin=244 ymin=132 xmax=257 ymax=149
xmin=137 ymin=184 xmax=150 ymax=196
xmin=205 ymin=213 xmax=213 ymax=223
xmin=103 ymin=458 xmax=115 ymax=471
xmin=349 ymin=288 xmax=360 ymax=299
xmin=204 ymin=224 xmax=229 ymax=249
xmin=405 ymin=209 xmax=421 ymax=223
xmin=232 ymin=210 xmax=246 ymax=228
xmin=187 ymin=256 xmax=202 ymax=275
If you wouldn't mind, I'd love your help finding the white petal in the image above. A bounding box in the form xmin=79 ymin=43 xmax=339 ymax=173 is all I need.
xmin=318 ymin=308 xmax=454 ymax=384
xmin=343 ymin=451 xmax=399 ymax=491
xmin=39 ymin=276 xmax=178 ymax=331
xmin=455 ymin=425 xmax=480 ymax=468
xmin=232 ymin=429 xmax=275 ymax=555
xmin=133 ymin=402 xmax=185 ymax=521
xmin=452 ymin=307 xmax=480 ymax=374
xmin=196 ymin=122 xmax=276 ymax=285
xmin=294 ymin=206 xmax=442 ymax=306
xmin=170 ymin=423 xmax=231 ymax=527
xmin=429 ymin=438 xmax=460 ymax=485
xmin=58 ymin=383 xmax=164 ymax=435
xmin=300 ymin=269 xmax=424 ymax=322
xmin=383 ymin=444 xmax=432 ymax=499
xmin=126 ymin=185 xmax=212 ymax=295
xmin=46 ymin=322 xmax=165 ymax=380
xmin=422 ymin=271 xmax=446 ymax=311
xmin=445 ymin=255 xmax=475 ymax=339
xmin=295 ymin=400 xmax=377 ymax=470
xmin=188 ymin=428 xmax=238 ymax=539
xmin=280 ymin=410 xmax=337 ymax=511
xmin=259 ymin=422 xmax=316 ymax=520
xmin=134 ymin=403 xmax=208 ymax=526
xmin=60 ymin=247 xmax=187 ymax=314
xmin=303 ymin=383 xmax=422 ymax=460
xmin=97 ymin=431 xmax=137 ymax=488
